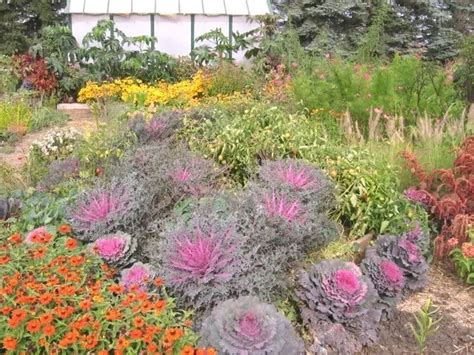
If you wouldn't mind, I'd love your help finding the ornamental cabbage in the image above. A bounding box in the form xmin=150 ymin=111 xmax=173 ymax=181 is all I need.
xmin=199 ymin=296 xmax=304 ymax=355
xmin=120 ymin=262 xmax=155 ymax=291
xmin=296 ymin=260 xmax=381 ymax=352
xmin=92 ymin=232 xmax=137 ymax=268
xmin=367 ymin=234 xmax=429 ymax=290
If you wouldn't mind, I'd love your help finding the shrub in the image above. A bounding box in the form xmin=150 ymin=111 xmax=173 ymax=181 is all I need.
xmin=91 ymin=232 xmax=137 ymax=268
xmin=403 ymin=136 xmax=474 ymax=258
xmin=13 ymin=54 xmax=58 ymax=95
xmin=28 ymin=127 xmax=81 ymax=163
xmin=296 ymin=260 xmax=381 ymax=353
xmin=29 ymin=107 xmax=69 ymax=132
xmin=37 ymin=157 xmax=80 ymax=192
xmin=0 ymin=227 xmax=210 ymax=353
xmin=69 ymin=185 xmax=132 ymax=241
xmin=0 ymin=97 xmax=32 ymax=133
xmin=206 ymin=62 xmax=253 ymax=96
xmin=450 ymin=243 xmax=474 ymax=284
xmin=366 ymin=234 xmax=429 ymax=291
xmin=199 ymin=296 xmax=304 ymax=355
xmin=127 ymin=110 xmax=182 ymax=144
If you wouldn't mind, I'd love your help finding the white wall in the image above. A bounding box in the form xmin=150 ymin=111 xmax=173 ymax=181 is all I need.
xmin=232 ymin=16 xmax=260 ymax=61
xmin=194 ymin=15 xmax=229 ymax=50
xmin=114 ymin=15 xmax=152 ymax=51
xmin=155 ymin=15 xmax=192 ymax=57
xmin=71 ymin=14 xmax=109 ymax=46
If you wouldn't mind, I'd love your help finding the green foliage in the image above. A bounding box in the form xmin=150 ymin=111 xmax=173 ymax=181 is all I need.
xmin=409 ymin=298 xmax=442 ymax=354
xmin=356 ymin=3 xmax=390 ymax=62
xmin=453 ymin=36 xmax=474 ymax=102
xmin=450 ymin=247 xmax=474 ymax=284
xmin=0 ymin=0 xmax=66 ymax=55
xmin=79 ymin=20 xmax=176 ymax=83
xmin=0 ymin=55 xmax=19 ymax=96
xmin=291 ymin=55 xmax=466 ymax=133
xmin=0 ymin=165 xmax=26 ymax=196
xmin=29 ymin=107 xmax=69 ymax=132
xmin=180 ymin=104 xmax=429 ymax=238
xmin=207 ymin=63 xmax=253 ymax=96
xmin=0 ymin=97 xmax=32 ymax=132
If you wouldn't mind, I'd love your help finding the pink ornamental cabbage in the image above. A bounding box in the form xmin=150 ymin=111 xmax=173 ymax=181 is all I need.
xmin=403 ymin=188 xmax=432 ymax=207
xmin=93 ymin=232 xmax=136 ymax=268
xmin=297 ymin=260 xmax=380 ymax=325
xmin=168 ymin=228 xmax=237 ymax=285
xmin=361 ymin=255 xmax=405 ymax=300
xmin=263 ymin=191 xmax=304 ymax=222
xmin=120 ymin=262 xmax=154 ymax=291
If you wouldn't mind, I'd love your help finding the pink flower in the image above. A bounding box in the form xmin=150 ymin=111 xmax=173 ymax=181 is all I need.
xmin=120 ymin=262 xmax=153 ymax=291
xmin=25 ymin=226 xmax=48 ymax=244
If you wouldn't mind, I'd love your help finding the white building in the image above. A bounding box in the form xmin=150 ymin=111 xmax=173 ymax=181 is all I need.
xmin=65 ymin=0 xmax=272 ymax=60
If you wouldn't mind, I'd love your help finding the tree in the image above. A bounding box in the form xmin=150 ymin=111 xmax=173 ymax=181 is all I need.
xmin=0 ymin=0 xmax=66 ymax=55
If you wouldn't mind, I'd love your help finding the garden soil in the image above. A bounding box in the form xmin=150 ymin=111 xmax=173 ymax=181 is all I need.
xmin=364 ymin=263 xmax=473 ymax=354
xmin=0 ymin=112 xmax=96 ymax=168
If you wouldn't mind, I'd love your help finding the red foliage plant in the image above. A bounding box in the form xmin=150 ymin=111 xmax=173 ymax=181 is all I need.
xmin=13 ymin=54 xmax=58 ymax=95
xmin=403 ymin=136 xmax=474 ymax=259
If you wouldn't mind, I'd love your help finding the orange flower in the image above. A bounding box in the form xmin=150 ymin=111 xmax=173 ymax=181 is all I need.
xmin=142 ymin=333 xmax=154 ymax=344
xmin=58 ymin=224 xmax=72 ymax=234
xmin=196 ymin=349 xmax=217 ymax=355
xmin=162 ymin=338 xmax=173 ymax=349
xmin=105 ymin=309 xmax=122 ymax=321
xmin=184 ymin=319 xmax=193 ymax=327
xmin=108 ymin=284 xmax=124 ymax=294
xmin=116 ymin=337 xmax=130 ymax=350
xmin=39 ymin=313 xmax=54 ymax=325
xmin=0 ymin=255 xmax=10 ymax=264
xmin=43 ymin=324 xmax=56 ymax=337
xmin=1 ymin=306 xmax=12 ymax=315
xmin=147 ymin=343 xmax=158 ymax=353
xmin=2 ymin=336 xmax=17 ymax=351
xmin=79 ymin=299 xmax=92 ymax=311
xmin=181 ymin=345 xmax=195 ymax=355
xmin=39 ymin=293 xmax=54 ymax=305
xmin=141 ymin=300 xmax=154 ymax=313
xmin=97 ymin=350 xmax=109 ymax=355
xmin=81 ymin=335 xmax=98 ymax=350
xmin=154 ymin=300 xmax=166 ymax=313
xmin=8 ymin=233 xmax=22 ymax=244
xmin=65 ymin=238 xmax=78 ymax=250
xmin=11 ymin=309 xmax=27 ymax=321
xmin=59 ymin=330 xmax=79 ymax=347
xmin=58 ymin=285 xmax=76 ymax=296
xmin=153 ymin=277 xmax=164 ymax=287
xmin=130 ymin=329 xmax=143 ymax=340
xmin=54 ymin=306 xmax=75 ymax=319
xmin=69 ymin=255 xmax=85 ymax=267
xmin=133 ymin=316 xmax=145 ymax=328
xmin=26 ymin=319 xmax=41 ymax=333
xmin=7 ymin=318 xmax=20 ymax=329
xmin=164 ymin=328 xmax=183 ymax=342
xmin=33 ymin=246 xmax=47 ymax=259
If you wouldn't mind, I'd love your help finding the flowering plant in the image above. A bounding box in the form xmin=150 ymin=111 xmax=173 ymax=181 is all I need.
xmin=199 ymin=296 xmax=304 ymax=355
xmin=29 ymin=128 xmax=81 ymax=163
xmin=0 ymin=227 xmax=213 ymax=354
xmin=37 ymin=158 xmax=80 ymax=192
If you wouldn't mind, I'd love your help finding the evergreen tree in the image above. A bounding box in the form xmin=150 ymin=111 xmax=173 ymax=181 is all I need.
xmin=0 ymin=0 xmax=66 ymax=55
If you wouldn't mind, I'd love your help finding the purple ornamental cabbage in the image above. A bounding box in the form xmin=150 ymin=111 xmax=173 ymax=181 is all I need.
xmin=70 ymin=186 xmax=130 ymax=241
xmin=258 ymin=159 xmax=335 ymax=212
xmin=402 ymin=223 xmax=431 ymax=259
xmin=263 ymin=190 xmax=304 ymax=222
xmin=296 ymin=260 xmax=381 ymax=352
xmin=367 ymin=234 xmax=429 ymax=291
xmin=120 ymin=262 xmax=155 ymax=291
xmin=403 ymin=187 xmax=432 ymax=207
xmin=92 ymin=232 xmax=137 ymax=268
xmin=159 ymin=222 xmax=241 ymax=310
xmin=361 ymin=255 xmax=405 ymax=313
xmin=199 ymin=296 xmax=304 ymax=355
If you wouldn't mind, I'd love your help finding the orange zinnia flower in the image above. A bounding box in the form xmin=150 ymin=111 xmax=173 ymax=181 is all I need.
xmin=33 ymin=246 xmax=47 ymax=259
xmin=105 ymin=309 xmax=122 ymax=321
xmin=0 ymin=255 xmax=10 ymax=264
xmin=133 ymin=316 xmax=145 ymax=328
xmin=39 ymin=313 xmax=54 ymax=325
xmin=26 ymin=319 xmax=41 ymax=333
xmin=79 ymin=299 xmax=92 ymax=311
xmin=164 ymin=328 xmax=183 ymax=342
xmin=43 ymin=324 xmax=56 ymax=337
xmin=7 ymin=318 xmax=20 ymax=329
xmin=97 ymin=350 xmax=109 ymax=355
xmin=54 ymin=306 xmax=75 ymax=319
xmin=196 ymin=349 xmax=217 ymax=355
xmin=65 ymin=238 xmax=78 ymax=250
xmin=154 ymin=300 xmax=166 ymax=312
xmin=2 ymin=336 xmax=17 ymax=351
xmin=181 ymin=345 xmax=195 ymax=355
xmin=130 ymin=329 xmax=143 ymax=340
xmin=108 ymin=284 xmax=124 ymax=294
xmin=81 ymin=335 xmax=98 ymax=350
xmin=147 ymin=343 xmax=158 ymax=353
xmin=1 ymin=306 xmax=12 ymax=315
xmin=8 ymin=233 xmax=22 ymax=244
xmin=39 ymin=293 xmax=54 ymax=305
xmin=116 ymin=337 xmax=130 ymax=350
xmin=11 ymin=309 xmax=26 ymax=321
xmin=69 ymin=255 xmax=85 ymax=266
xmin=153 ymin=277 xmax=164 ymax=287
xmin=58 ymin=224 xmax=72 ymax=234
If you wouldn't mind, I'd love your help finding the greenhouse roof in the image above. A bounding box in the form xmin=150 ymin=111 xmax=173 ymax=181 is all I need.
xmin=66 ymin=0 xmax=272 ymax=16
